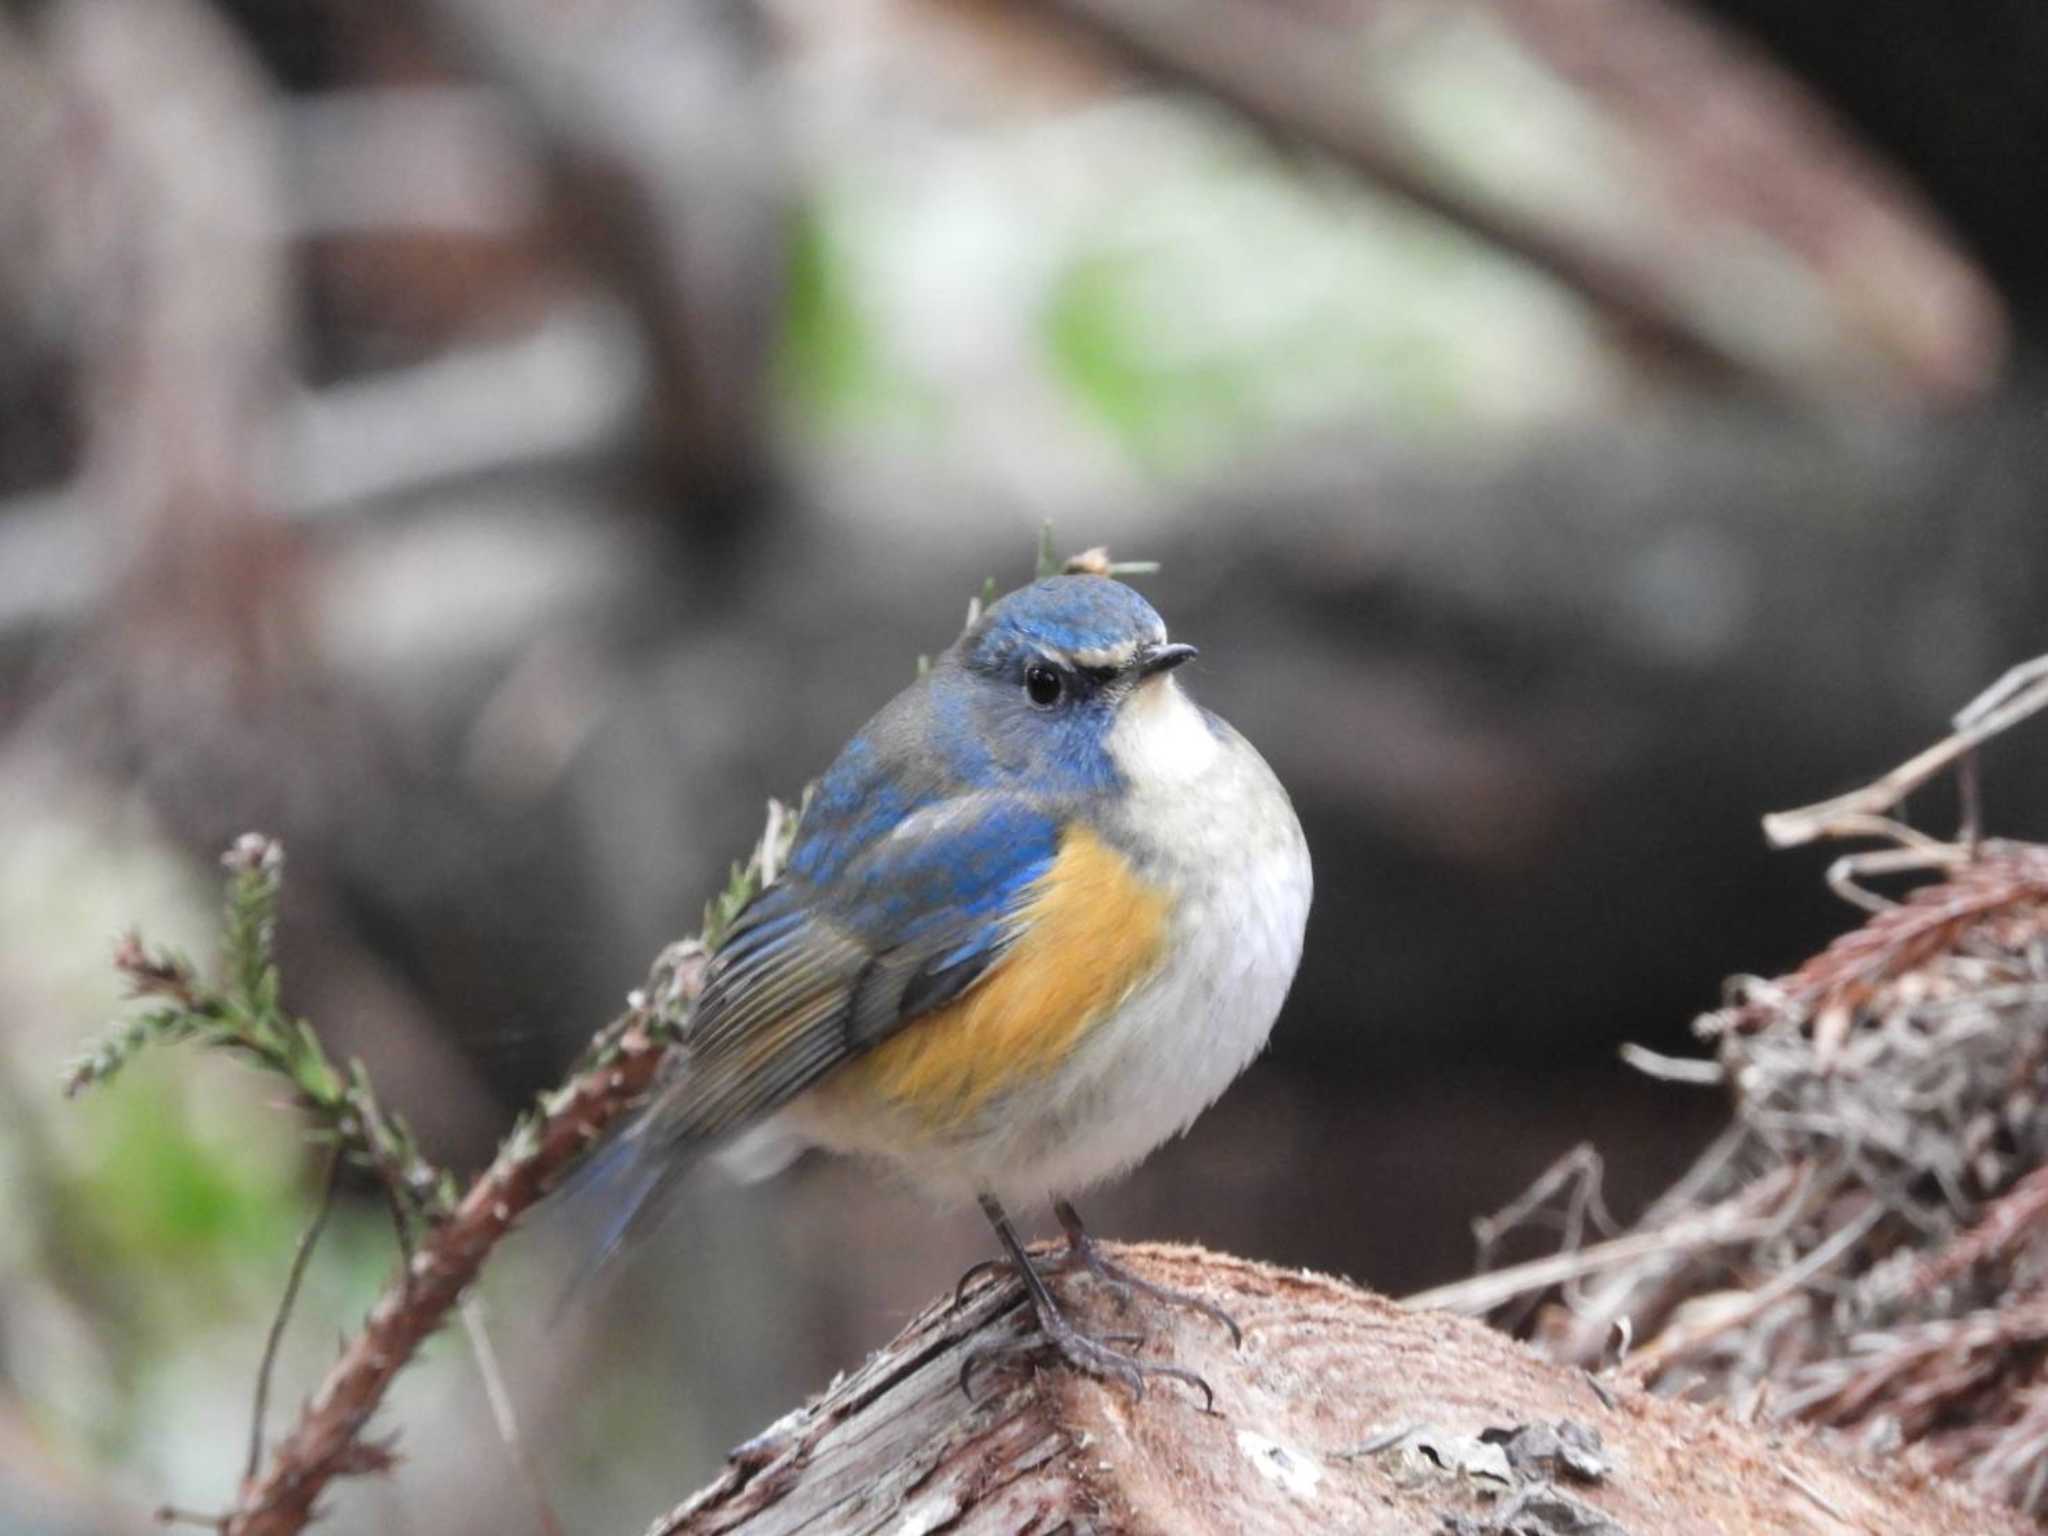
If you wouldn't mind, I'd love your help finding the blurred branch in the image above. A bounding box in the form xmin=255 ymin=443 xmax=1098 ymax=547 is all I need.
xmin=1042 ymin=0 xmax=2004 ymax=400
xmin=0 ymin=300 xmax=641 ymax=628
xmin=285 ymin=298 xmax=643 ymax=518
xmin=1045 ymin=0 xmax=1751 ymax=385
xmin=280 ymin=87 xmax=543 ymax=239
xmin=45 ymin=0 xmax=297 ymax=641
xmin=399 ymin=0 xmax=791 ymax=530
xmin=1494 ymin=0 xmax=2004 ymax=402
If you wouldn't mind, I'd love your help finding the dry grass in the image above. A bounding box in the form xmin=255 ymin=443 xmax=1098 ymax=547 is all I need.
xmin=1412 ymin=657 xmax=2048 ymax=1520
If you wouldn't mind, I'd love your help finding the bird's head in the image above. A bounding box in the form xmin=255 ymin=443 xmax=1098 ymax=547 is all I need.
xmin=943 ymin=575 xmax=1210 ymax=793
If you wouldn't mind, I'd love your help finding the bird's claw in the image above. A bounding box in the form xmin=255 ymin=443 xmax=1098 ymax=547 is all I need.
xmin=951 ymin=1255 xmax=1015 ymax=1311
xmin=958 ymin=1318 xmax=1216 ymax=1413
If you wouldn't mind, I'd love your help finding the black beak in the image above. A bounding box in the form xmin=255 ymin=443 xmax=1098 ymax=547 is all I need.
xmin=1136 ymin=641 xmax=1199 ymax=677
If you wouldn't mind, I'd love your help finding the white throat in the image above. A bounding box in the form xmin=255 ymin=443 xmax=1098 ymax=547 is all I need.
xmin=1109 ymin=675 xmax=1220 ymax=786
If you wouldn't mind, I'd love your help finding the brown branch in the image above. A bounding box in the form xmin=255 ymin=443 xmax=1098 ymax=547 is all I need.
xmin=400 ymin=0 xmax=790 ymax=523
xmin=1764 ymin=653 xmax=2048 ymax=849
xmin=220 ymin=949 xmax=705 ymax=1536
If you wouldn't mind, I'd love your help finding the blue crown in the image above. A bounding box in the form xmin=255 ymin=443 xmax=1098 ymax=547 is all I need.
xmin=964 ymin=576 xmax=1167 ymax=672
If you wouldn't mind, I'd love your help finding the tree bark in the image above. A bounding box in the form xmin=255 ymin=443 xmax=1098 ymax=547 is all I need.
xmin=654 ymin=1244 xmax=2024 ymax=1536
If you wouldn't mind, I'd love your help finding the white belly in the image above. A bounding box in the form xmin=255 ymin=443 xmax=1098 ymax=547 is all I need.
xmin=984 ymin=716 xmax=1311 ymax=1201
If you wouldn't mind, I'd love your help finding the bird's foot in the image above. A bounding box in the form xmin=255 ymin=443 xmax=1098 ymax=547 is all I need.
xmin=1051 ymin=1199 xmax=1244 ymax=1347
xmin=959 ymin=1305 xmax=1214 ymax=1411
xmin=955 ymin=1195 xmax=1228 ymax=1410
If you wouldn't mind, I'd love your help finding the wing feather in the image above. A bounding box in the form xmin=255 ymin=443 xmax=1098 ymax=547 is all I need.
xmin=564 ymin=671 xmax=1069 ymax=1280
xmin=636 ymin=796 xmax=1060 ymax=1150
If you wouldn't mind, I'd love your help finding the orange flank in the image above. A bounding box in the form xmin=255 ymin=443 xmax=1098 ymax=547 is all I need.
xmin=835 ymin=825 xmax=1169 ymax=1129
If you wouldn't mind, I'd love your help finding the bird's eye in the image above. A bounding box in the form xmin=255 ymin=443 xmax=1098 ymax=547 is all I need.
xmin=1025 ymin=663 xmax=1063 ymax=707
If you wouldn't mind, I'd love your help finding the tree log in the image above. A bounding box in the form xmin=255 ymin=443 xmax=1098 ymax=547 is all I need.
xmin=653 ymin=1244 xmax=2026 ymax=1536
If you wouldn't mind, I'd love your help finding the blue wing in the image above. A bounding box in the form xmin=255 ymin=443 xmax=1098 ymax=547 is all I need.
xmin=640 ymin=793 xmax=1061 ymax=1141
xmin=561 ymin=664 xmax=1066 ymax=1280
xmin=565 ymin=791 xmax=1059 ymax=1281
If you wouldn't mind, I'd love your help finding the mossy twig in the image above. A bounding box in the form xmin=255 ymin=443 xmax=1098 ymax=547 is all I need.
xmin=68 ymin=835 xmax=453 ymax=1222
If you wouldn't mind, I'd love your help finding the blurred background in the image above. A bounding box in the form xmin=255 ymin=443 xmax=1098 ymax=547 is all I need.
xmin=3 ymin=0 xmax=2046 ymax=1530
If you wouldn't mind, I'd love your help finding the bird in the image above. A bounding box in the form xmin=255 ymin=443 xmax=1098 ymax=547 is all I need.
xmin=590 ymin=572 xmax=1312 ymax=1404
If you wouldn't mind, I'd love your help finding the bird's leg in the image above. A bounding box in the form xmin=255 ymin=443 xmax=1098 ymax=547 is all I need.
xmin=958 ymin=1193 xmax=1215 ymax=1411
xmin=945 ymin=1200 xmax=1080 ymax=1308
xmin=1050 ymin=1198 xmax=1244 ymax=1347
xmin=953 ymin=1200 xmax=1243 ymax=1344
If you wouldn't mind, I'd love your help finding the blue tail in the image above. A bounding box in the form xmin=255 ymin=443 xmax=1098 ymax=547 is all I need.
xmin=550 ymin=1126 xmax=688 ymax=1320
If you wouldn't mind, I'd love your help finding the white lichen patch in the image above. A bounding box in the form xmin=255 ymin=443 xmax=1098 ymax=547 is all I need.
xmin=1236 ymin=1429 xmax=1323 ymax=1499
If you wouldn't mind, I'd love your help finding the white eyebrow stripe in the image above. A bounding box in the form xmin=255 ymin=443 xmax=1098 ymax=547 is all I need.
xmin=1070 ymin=643 xmax=1136 ymax=670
